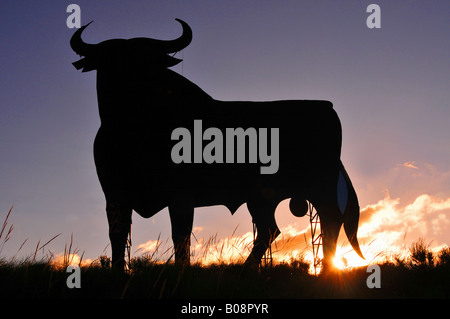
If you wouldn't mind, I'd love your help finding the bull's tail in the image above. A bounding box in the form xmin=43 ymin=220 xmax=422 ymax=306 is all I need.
xmin=337 ymin=160 xmax=364 ymax=259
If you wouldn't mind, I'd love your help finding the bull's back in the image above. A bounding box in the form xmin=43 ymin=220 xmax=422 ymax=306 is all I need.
xmin=140 ymin=99 xmax=341 ymax=186
xmin=213 ymin=99 xmax=340 ymax=155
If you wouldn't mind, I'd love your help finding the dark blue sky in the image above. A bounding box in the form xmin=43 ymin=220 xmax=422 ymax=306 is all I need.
xmin=1 ymin=1 xmax=449 ymax=262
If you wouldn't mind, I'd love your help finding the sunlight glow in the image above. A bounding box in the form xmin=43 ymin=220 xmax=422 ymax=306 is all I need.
xmin=80 ymin=191 xmax=450 ymax=274
xmin=333 ymin=257 xmax=348 ymax=270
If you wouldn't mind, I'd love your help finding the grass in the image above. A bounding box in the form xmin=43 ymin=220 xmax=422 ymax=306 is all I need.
xmin=1 ymin=243 xmax=450 ymax=299
xmin=1 ymin=207 xmax=450 ymax=298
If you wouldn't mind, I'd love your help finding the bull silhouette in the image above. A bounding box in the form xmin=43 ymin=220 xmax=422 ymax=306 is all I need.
xmin=70 ymin=19 xmax=364 ymax=271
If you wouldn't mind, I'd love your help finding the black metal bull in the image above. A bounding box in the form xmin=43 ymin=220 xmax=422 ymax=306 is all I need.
xmin=71 ymin=19 xmax=363 ymax=271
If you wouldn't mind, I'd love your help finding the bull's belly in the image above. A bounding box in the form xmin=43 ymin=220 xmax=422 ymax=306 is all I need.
xmin=95 ymin=151 xmax=319 ymax=217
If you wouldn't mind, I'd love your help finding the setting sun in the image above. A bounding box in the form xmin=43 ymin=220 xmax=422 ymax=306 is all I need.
xmin=333 ymin=257 xmax=347 ymax=270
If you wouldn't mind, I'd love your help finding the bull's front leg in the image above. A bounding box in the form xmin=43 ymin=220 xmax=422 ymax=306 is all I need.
xmin=168 ymin=197 xmax=194 ymax=266
xmin=106 ymin=202 xmax=132 ymax=271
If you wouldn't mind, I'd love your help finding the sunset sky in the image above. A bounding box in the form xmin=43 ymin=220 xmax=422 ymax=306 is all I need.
xmin=1 ymin=1 xmax=449 ymax=268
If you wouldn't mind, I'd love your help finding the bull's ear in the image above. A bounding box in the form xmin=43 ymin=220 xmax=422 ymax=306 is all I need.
xmin=72 ymin=58 xmax=86 ymax=70
xmin=165 ymin=55 xmax=183 ymax=67
xmin=72 ymin=57 xmax=97 ymax=72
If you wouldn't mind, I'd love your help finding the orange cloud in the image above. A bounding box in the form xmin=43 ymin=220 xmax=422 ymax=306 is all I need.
xmin=137 ymin=239 xmax=161 ymax=254
xmin=403 ymin=161 xmax=419 ymax=169
xmin=335 ymin=192 xmax=450 ymax=266
xmin=51 ymin=253 xmax=93 ymax=269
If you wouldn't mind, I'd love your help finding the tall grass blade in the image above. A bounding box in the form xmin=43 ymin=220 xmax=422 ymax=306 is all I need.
xmin=0 ymin=206 xmax=13 ymax=240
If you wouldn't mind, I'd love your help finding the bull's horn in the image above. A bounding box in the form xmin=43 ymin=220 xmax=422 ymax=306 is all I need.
xmin=344 ymin=216 xmax=364 ymax=259
xmin=70 ymin=21 xmax=95 ymax=56
xmin=161 ymin=19 xmax=192 ymax=53
xmin=339 ymin=161 xmax=365 ymax=259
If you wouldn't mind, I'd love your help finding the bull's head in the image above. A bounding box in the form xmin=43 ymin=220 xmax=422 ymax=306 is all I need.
xmin=70 ymin=19 xmax=192 ymax=73
xmin=290 ymin=161 xmax=364 ymax=270
xmin=319 ymin=161 xmax=364 ymax=270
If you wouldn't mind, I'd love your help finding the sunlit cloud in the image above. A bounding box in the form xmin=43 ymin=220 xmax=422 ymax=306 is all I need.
xmin=51 ymin=253 xmax=93 ymax=268
xmin=357 ymin=161 xmax=450 ymax=213
xmin=403 ymin=161 xmax=419 ymax=169
xmin=333 ymin=192 xmax=450 ymax=268
xmin=137 ymin=239 xmax=161 ymax=254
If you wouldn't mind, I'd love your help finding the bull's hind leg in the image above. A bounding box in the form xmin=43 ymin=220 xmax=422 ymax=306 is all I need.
xmin=168 ymin=197 xmax=194 ymax=266
xmin=106 ymin=202 xmax=132 ymax=271
xmin=245 ymin=197 xmax=280 ymax=267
